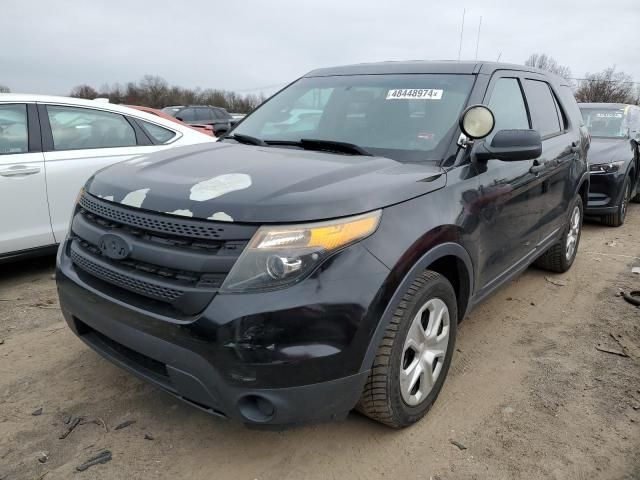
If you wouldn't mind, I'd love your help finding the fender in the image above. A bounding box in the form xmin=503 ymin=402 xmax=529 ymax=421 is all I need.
xmin=575 ymin=171 xmax=589 ymax=199
xmin=359 ymin=242 xmax=474 ymax=373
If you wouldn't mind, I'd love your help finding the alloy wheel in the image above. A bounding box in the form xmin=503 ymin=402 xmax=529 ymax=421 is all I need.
xmin=400 ymin=298 xmax=450 ymax=406
xmin=565 ymin=205 xmax=581 ymax=261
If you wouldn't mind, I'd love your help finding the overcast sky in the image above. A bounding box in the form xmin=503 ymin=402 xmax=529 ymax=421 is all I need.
xmin=2 ymin=0 xmax=638 ymax=97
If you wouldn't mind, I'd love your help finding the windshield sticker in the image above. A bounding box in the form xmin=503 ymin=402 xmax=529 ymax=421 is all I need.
xmin=595 ymin=112 xmax=623 ymax=118
xmin=386 ymin=89 xmax=443 ymax=100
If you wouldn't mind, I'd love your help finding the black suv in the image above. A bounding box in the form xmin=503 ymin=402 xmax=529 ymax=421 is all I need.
xmin=579 ymin=103 xmax=640 ymax=226
xmin=57 ymin=61 xmax=589 ymax=428
xmin=162 ymin=105 xmax=234 ymax=135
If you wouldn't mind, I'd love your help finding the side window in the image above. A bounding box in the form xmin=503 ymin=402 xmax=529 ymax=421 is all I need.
xmin=195 ymin=108 xmax=213 ymax=122
xmin=178 ymin=108 xmax=196 ymax=122
xmin=47 ymin=106 xmax=136 ymax=151
xmin=523 ymin=80 xmax=562 ymax=137
xmin=138 ymin=120 xmax=177 ymax=144
xmin=0 ymin=104 xmax=28 ymax=154
xmin=487 ymin=78 xmax=530 ymax=139
xmin=213 ymin=109 xmax=227 ymax=120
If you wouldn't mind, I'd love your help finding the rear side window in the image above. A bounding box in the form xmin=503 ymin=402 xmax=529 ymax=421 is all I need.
xmin=196 ymin=108 xmax=214 ymax=121
xmin=139 ymin=120 xmax=177 ymax=144
xmin=215 ymin=109 xmax=230 ymax=120
xmin=487 ymin=78 xmax=530 ymax=137
xmin=47 ymin=106 xmax=137 ymax=151
xmin=523 ymin=80 xmax=561 ymax=137
xmin=0 ymin=104 xmax=28 ymax=154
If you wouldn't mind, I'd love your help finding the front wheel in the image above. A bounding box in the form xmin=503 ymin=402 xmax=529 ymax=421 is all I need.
xmin=357 ymin=270 xmax=458 ymax=428
xmin=535 ymin=195 xmax=583 ymax=273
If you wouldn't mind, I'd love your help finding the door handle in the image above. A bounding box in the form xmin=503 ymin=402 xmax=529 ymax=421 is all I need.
xmin=0 ymin=166 xmax=41 ymax=177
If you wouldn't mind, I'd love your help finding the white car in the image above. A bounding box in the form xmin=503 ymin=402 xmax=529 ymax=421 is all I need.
xmin=0 ymin=94 xmax=215 ymax=262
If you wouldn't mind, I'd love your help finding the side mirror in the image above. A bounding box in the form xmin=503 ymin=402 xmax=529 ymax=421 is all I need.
xmin=473 ymin=129 xmax=542 ymax=162
xmin=176 ymin=116 xmax=184 ymax=122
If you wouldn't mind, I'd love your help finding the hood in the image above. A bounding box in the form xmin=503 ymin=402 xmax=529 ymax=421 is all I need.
xmin=86 ymin=142 xmax=446 ymax=223
xmin=588 ymin=137 xmax=634 ymax=165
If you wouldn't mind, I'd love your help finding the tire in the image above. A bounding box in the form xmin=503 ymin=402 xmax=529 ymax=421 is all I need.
xmin=631 ymin=176 xmax=640 ymax=203
xmin=534 ymin=195 xmax=583 ymax=273
xmin=357 ymin=270 xmax=458 ymax=428
xmin=601 ymin=176 xmax=631 ymax=227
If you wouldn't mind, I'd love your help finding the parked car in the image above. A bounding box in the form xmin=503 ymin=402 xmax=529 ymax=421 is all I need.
xmin=579 ymin=103 xmax=640 ymax=226
xmin=126 ymin=105 xmax=215 ymax=137
xmin=0 ymin=94 xmax=214 ymax=262
xmin=57 ymin=61 xmax=589 ymax=428
xmin=161 ymin=105 xmax=234 ymax=136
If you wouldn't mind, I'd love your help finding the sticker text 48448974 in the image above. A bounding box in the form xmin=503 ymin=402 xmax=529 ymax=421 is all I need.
xmin=386 ymin=89 xmax=443 ymax=100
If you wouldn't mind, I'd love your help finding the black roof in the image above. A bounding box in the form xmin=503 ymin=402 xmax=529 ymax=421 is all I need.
xmin=305 ymin=60 xmax=565 ymax=82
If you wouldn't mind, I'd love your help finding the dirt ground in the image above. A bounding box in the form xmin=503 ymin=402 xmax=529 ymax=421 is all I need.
xmin=1 ymin=206 xmax=639 ymax=480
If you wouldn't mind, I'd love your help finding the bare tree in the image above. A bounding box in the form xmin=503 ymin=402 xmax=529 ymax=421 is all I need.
xmin=524 ymin=53 xmax=572 ymax=81
xmin=0 ymin=85 xmax=10 ymax=93
xmin=70 ymin=84 xmax=98 ymax=99
xmin=68 ymin=76 xmax=265 ymax=113
xmin=574 ymin=67 xmax=635 ymax=104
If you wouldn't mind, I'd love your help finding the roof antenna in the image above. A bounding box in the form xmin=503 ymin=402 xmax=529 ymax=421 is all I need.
xmin=475 ymin=16 xmax=482 ymax=60
xmin=496 ymin=52 xmax=502 ymax=62
xmin=458 ymin=8 xmax=466 ymax=61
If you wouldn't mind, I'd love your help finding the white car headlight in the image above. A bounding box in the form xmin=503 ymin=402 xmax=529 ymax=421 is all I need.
xmin=220 ymin=210 xmax=382 ymax=293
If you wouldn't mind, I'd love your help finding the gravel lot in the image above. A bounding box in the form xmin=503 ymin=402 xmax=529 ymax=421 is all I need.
xmin=1 ymin=205 xmax=639 ymax=480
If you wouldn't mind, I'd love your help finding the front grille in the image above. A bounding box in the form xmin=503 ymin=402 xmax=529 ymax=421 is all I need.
xmin=79 ymin=193 xmax=226 ymax=240
xmin=69 ymin=192 xmax=256 ymax=316
xmin=71 ymin=247 xmax=184 ymax=302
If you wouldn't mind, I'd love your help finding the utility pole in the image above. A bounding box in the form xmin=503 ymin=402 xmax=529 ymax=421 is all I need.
xmin=458 ymin=8 xmax=465 ymax=61
xmin=475 ymin=16 xmax=482 ymax=60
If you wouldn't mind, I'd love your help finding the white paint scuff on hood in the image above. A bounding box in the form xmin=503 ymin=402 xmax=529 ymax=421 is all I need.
xmin=189 ymin=174 xmax=252 ymax=202
xmin=166 ymin=209 xmax=194 ymax=217
xmin=207 ymin=212 xmax=234 ymax=222
xmin=121 ymin=188 xmax=150 ymax=208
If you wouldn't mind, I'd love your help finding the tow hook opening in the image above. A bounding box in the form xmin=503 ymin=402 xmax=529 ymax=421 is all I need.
xmin=238 ymin=394 xmax=276 ymax=423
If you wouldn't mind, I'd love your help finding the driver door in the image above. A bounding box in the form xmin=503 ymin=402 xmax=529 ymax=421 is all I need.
xmin=473 ymin=74 xmax=545 ymax=290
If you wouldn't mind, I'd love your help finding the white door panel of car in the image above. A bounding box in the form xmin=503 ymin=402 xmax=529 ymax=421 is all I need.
xmin=44 ymin=146 xmax=162 ymax=243
xmin=0 ymin=152 xmax=55 ymax=254
xmin=0 ymin=102 xmax=54 ymax=255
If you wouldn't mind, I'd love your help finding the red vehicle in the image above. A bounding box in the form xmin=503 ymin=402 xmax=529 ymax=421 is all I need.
xmin=126 ymin=105 xmax=215 ymax=137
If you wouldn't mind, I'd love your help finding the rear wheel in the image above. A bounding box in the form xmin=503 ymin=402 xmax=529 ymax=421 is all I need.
xmin=602 ymin=176 xmax=631 ymax=227
xmin=357 ymin=270 xmax=457 ymax=428
xmin=535 ymin=195 xmax=583 ymax=273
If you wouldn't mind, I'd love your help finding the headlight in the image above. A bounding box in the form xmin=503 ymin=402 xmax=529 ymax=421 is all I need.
xmin=67 ymin=187 xmax=85 ymax=236
xmin=589 ymin=161 xmax=625 ymax=173
xmin=220 ymin=210 xmax=382 ymax=293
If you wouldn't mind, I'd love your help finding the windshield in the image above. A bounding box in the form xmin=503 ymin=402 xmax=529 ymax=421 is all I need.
xmin=230 ymin=74 xmax=474 ymax=162
xmin=161 ymin=107 xmax=182 ymax=116
xmin=580 ymin=107 xmax=628 ymax=138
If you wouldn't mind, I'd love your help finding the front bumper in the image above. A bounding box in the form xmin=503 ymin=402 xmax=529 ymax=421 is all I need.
xmin=56 ymin=241 xmax=388 ymax=427
xmin=586 ymin=171 xmax=625 ymax=215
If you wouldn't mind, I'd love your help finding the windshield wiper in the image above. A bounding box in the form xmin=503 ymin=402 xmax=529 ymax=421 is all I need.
xmin=222 ymin=133 xmax=267 ymax=146
xmin=266 ymin=139 xmax=372 ymax=156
